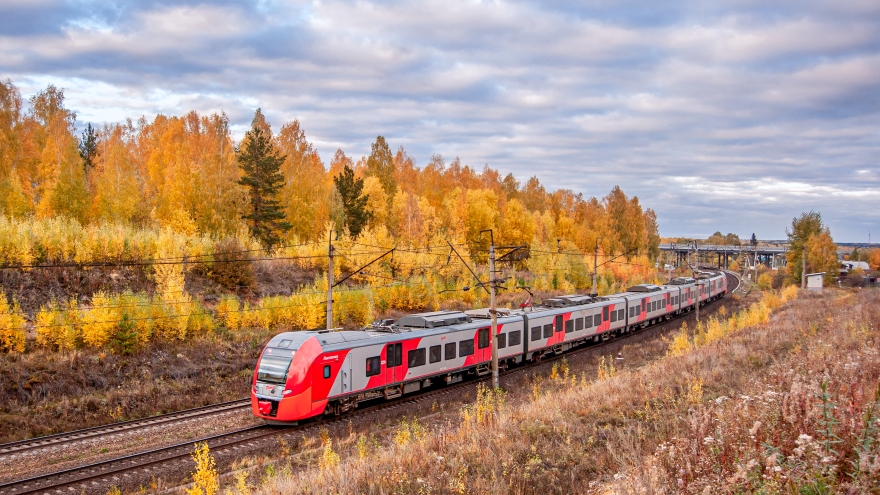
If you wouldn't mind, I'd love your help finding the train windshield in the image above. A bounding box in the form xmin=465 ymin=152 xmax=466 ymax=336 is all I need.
xmin=257 ymin=354 xmax=293 ymax=384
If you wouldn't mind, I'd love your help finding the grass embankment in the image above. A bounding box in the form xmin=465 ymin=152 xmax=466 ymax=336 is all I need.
xmin=0 ymin=327 xmax=272 ymax=443
xmin=240 ymin=288 xmax=879 ymax=494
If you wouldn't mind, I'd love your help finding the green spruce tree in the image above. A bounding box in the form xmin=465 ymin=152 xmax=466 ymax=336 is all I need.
xmin=237 ymin=113 xmax=291 ymax=249
xmin=333 ymin=164 xmax=371 ymax=237
xmin=79 ymin=122 xmax=97 ymax=172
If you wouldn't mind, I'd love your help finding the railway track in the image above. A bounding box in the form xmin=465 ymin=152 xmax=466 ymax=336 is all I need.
xmin=1 ymin=274 xmax=739 ymax=494
xmin=0 ymin=399 xmax=250 ymax=460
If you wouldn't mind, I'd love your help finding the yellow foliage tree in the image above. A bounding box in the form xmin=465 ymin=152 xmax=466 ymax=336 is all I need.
xmin=805 ymin=230 xmax=838 ymax=285
xmin=0 ymin=291 xmax=26 ymax=352
xmin=463 ymin=189 xmax=500 ymax=261
xmin=498 ymin=198 xmax=535 ymax=248
xmin=186 ymin=442 xmax=219 ymax=495
xmin=35 ymin=299 xmax=79 ymax=350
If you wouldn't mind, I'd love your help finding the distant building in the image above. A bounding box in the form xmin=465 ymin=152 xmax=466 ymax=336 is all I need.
xmin=806 ymin=272 xmax=825 ymax=292
xmin=839 ymin=261 xmax=870 ymax=276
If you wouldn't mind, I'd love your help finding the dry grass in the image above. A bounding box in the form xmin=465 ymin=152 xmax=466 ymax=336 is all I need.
xmin=238 ymin=288 xmax=879 ymax=495
xmin=0 ymin=327 xmax=273 ymax=442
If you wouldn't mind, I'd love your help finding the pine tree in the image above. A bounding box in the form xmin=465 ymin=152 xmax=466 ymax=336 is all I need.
xmin=79 ymin=122 xmax=97 ymax=171
xmin=750 ymin=233 xmax=758 ymax=247
xmin=237 ymin=114 xmax=291 ymax=249
xmin=333 ymin=164 xmax=371 ymax=237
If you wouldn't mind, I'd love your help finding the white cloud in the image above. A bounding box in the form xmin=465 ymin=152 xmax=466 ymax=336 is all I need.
xmin=1 ymin=0 xmax=879 ymax=240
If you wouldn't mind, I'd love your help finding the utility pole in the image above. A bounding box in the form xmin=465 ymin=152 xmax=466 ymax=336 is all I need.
xmin=696 ymin=280 xmax=701 ymax=321
xmin=483 ymin=230 xmax=500 ymax=390
xmin=326 ymin=231 xmax=335 ymax=330
xmin=801 ymin=244 xmax=806 ymax=289
xmin=590 ymin=238 xmax=599 ymax=297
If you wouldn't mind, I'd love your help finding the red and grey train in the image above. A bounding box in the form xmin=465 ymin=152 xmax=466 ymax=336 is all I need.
xmin=252 ymin=271 xmax=728 ymax=422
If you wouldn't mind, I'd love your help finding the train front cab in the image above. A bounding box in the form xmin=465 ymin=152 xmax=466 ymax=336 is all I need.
xmin=252 ymin=334 xmax=327 ymax=423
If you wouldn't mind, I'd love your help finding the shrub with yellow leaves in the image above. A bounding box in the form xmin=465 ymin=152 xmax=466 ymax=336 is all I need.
xmin=35 ymin=299 xmax=80 ymax=350
xmin=186 ymin=442 xmax=218 ymax=495
xmin=215 ymin=295 xmax=241 ymax=330
xmin=0 ymin=291 xmax=26 ymax=352
xmin=80 ymin=291 xmax=118 ymax=347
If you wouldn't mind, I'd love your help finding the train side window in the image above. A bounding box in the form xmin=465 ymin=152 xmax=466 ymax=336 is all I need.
xmin=408 ymin=348 xmax=426 ymax=368
xmin=618 ymin=309 xmax=624 ymax=320
xmin=543 ymin=324 xmax=553 ymax=338
xmin=585 ymin=315 xmax=593 ymax=328
xmin=365 ymin=356 xmax=381 ymax=377
xmin=323 ymin=365 xmax=331 ymax=379
xmin=602 ymin=306 xmax=609 ymax=321
xmin=642 ymin=298 xmax=647 ymax=312
xmin=459 ymin=339 xmax=474 ymax=356
xmin=445 ymin=342 xmax=456 ymax=360
xmin=498 ymin=333 xmax=507 ymax=349
xmin=531 ymin=326 xmax=541 ymax=341
xmin=594 ymin=314 xmax=601 ymax=327
xmin=555 ymin=315 xmax=563 ymax=332
xmin=429 ymin=345 xmax=441 ymax=363
xmin=478 ymin=328 xmax=490 ymax=349
xmin=509 ymin=330 xmax=522 ymax=346
xmin=610 ymin=310 xmax=617 ymax=322
xmin=575 ymin=317 xmax=584 ymax=331
xmin=565 ymin=320 xmax=574 ymax=333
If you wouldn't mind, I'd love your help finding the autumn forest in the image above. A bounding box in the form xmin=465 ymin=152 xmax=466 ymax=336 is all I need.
xmin=0 ymin=80 xmax=662 ymax=353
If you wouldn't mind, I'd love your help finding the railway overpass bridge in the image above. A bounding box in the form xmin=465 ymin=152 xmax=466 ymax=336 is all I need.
xmin=659 ymin=243 xmax=788 ymax=270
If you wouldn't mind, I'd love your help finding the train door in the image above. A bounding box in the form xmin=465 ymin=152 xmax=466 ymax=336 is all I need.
xmin=602 ymin=305 xmax=610 ymax=331
xmin=477 ymin=327 xmax=491 ymax=362
xmin=385 ymin=342 xmax=403 ymax=384
xmin=331 ymin=354 xmax=352 ymax=397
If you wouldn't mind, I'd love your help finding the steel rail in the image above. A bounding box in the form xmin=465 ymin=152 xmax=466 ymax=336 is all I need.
xmin=0 ymin=399 xmax=249 ymax=458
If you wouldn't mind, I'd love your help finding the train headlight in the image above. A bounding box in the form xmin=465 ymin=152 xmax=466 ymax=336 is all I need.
xmin=283 ymin=389 xmax=292 ymax=395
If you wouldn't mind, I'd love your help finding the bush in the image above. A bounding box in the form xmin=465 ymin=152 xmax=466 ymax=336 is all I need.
xmin=0 ymin=291 xmax=26 ymax=353
xmin=205 ymin=238 xmax=256 ymax=293
xmin=35 ymin=299 xmax=80 ymax=350
xmin=757 ymin=272 xmax=773 ymax=290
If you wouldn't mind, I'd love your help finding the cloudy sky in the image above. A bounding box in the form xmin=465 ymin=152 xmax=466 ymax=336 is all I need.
xmin=3 ymin=0 xmax=879 ymax=242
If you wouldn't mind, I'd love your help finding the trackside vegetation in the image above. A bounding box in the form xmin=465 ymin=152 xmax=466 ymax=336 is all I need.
xmin=229 ymin=288 xmax=879 ymax=494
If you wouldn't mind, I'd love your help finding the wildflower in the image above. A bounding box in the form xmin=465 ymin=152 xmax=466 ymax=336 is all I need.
xmin=773 ymin=466 xmax=782 ymax=472
xmin=748 ymin=421 xmax=762 ymax=436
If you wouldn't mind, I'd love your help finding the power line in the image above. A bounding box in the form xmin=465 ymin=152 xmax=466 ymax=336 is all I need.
xmin=0 ymin=278 xmax=446 ymax=333
xmin=0 ymin=240 xmax=326 ymax=270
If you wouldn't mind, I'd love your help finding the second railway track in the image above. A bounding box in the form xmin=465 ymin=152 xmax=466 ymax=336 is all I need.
xmin=0 ymin=272 xmax=741 ymax=494
xmin=0 ymin=399 xmax=250 ymax=459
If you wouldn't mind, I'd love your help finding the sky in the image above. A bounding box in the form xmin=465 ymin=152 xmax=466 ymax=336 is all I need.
xmin=2 ymin=0 xmax=879 ymax=242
